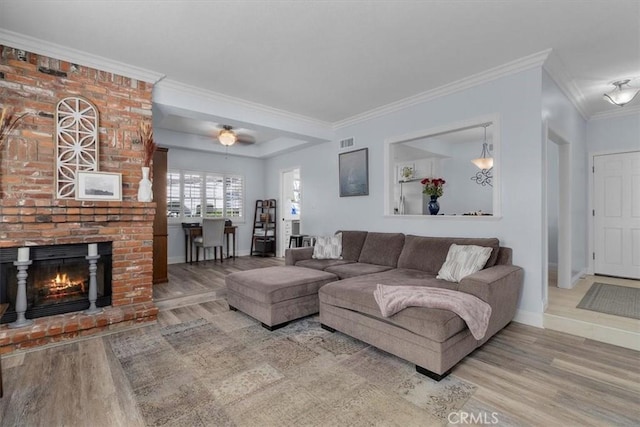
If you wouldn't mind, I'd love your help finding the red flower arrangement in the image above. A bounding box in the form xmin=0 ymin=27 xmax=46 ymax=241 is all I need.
xmin=420 ymin=177 xmax=446 ymax=197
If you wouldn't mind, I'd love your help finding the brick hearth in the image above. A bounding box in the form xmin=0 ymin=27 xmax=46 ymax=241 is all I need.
xmin=0 ymin=45 xmax=159 ymax=354
xmin=0 ymin=199 xmax=158 ymax=354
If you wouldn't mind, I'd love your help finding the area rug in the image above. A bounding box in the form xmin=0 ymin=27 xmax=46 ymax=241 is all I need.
xmin=109 ymin=311 xmax=476 ymax=426
xmin=577 ymin=283 xmax=640 ymax=320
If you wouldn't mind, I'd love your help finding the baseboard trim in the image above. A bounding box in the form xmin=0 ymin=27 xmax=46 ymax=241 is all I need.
xmin=513 ymin=309 xmax=544 ymax=328
xmin=572 ymin=269 xmax=587 ymax=286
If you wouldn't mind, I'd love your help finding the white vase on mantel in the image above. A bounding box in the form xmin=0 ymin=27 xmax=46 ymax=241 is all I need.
xmin=137 ymin=166 xmax=153 ymax=202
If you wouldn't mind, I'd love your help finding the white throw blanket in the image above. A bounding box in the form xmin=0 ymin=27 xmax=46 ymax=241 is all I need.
xmin=373 ymin=284 xmax=492 ymax=340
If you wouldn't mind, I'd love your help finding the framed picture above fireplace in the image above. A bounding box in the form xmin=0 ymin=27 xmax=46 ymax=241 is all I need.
xmin=76 ymin=171 xmax=122 ymax=201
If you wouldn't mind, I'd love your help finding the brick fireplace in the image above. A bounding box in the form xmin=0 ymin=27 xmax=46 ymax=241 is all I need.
xmin=0 ymin=46 xmax=159 ymax=354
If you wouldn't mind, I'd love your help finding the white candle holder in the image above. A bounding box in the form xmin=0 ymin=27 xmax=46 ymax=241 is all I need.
xmin=88 ymin=243 xmax=98 ymax=257
xmin=17 ymin=247 xmax=30 ymax=262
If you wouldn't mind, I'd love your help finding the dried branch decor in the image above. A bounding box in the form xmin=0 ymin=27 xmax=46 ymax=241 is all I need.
xmin=0 ymin=106 xmax=30 ymax=148
xmin=139 ymin=121 xmax=157 ymax=167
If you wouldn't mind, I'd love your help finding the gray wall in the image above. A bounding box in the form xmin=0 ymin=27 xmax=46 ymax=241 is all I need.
xmin=547 ymin=140 xmax=559 ymax=265
xmin=156 ymin=65 xmax=609 ymax=324
xmin=587 ymin=113 xmax=640 ymax=153
xmin=266 ymin=67 xmax=547 ymax=321
xmin=541 ymin=70 xmax=588 ymax=279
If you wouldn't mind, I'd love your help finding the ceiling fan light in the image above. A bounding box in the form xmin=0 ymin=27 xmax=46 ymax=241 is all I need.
xmin=471 ymin=157 xmax=493 ymax=170
xmin=218 ymin=129 xmax=237 ymax=146
xmin=603 ymin=80 xmax=640 ymax=107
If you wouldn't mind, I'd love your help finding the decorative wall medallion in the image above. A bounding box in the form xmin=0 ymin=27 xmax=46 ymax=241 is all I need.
xmin=470 ymin=167 xmax=493 ymax=187
xmin=55 ymin=97 xmax=99 ymax=198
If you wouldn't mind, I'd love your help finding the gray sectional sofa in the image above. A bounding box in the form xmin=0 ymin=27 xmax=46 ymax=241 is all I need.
xmin=285 ymin=231 xmax=524 ymax=380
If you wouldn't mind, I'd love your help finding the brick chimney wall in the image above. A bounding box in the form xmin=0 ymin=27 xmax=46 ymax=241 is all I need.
xmin=0 ymin=45 xmax=159 ymax=354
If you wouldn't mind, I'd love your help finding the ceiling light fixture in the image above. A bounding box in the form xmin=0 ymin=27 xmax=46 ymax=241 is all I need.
xmin=218 ymin=125 xmax=237 ymax=146
xmin=603 ymin=79 xmax=640 ymax=107
xmin=471 ymin=124 xmax=493 ymax=170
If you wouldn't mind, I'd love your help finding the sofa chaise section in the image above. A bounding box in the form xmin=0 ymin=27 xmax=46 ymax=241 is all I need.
xmin=280 ymin=231 xmax=524 ymax=379
xmin=319 ymin=258 xmax=523 ymax=379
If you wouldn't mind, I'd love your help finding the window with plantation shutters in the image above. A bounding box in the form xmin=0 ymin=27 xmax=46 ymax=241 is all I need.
xmin=183 ymin=172 xmax=203 ymax=219
xmin=225 ymin=175 xmax=244 ymax=220
xmin=166 ymin=169 xmax=244 ymax=223
xmin=203 ymin=174 xmax=224 ymax=217
xmin=166 ymin=171 xmax=182 ymax=217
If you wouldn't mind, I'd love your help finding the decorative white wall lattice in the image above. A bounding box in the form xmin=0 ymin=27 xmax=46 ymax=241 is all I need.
xmin=55 ymin=97 xmax=99 ymax=199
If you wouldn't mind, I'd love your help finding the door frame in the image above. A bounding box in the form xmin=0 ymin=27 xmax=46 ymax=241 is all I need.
xmin=279 ymin=166 xmax=301 ymax=257
xmin=588 ymin=149 xmax=640 ymax=275
xmin=543 ymin=123 xmax=573 ymax=298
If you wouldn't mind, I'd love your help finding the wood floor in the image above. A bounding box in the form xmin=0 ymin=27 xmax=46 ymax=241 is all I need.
xmin=1 ymin=257 xmax=638 ymax=426
xmin=153 ymin=256 xmax=284 ymax=310
xmin=545 ymin=270 xmax=640 ymax=350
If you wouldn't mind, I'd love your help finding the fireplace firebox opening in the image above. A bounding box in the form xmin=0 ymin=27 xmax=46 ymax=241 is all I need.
xmin=0 ymin=242 xmax=112 ymax=324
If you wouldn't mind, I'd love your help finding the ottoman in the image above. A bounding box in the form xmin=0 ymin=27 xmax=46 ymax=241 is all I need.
xmin=226 ymin=266 xmax=338 ymax=330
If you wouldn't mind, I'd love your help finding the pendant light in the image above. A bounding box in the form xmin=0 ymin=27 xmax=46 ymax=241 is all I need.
xmin=603 ymin=80 xmax=640 ymax=107
xmin=471 ymin=124 xmax=493 ymax=170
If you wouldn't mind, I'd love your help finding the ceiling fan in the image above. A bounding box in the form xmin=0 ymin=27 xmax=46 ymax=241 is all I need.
xmin=216 ymin=125 xmax=255 ymax=146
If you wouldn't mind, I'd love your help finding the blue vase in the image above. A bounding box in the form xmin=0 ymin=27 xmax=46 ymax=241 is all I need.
xmin=428 ymin=195 xmax=440 ymax=215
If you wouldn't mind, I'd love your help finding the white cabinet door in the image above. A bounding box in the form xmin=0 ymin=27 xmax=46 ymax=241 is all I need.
xmin=594 ymin=152 xmax=640 ymax=279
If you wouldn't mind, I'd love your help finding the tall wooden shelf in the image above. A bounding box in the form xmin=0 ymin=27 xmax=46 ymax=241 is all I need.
xmin=152 ymin=147 xmax=168 ymax=284
xmin=251 ymin=199 xmax=277 ymax=257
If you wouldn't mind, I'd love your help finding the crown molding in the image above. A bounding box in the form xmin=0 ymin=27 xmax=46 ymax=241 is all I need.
xmin=0 ymin=29 xmax=165 ymax=83
xmin=542 ymin=50 xmax=589 ymax=120
xmin=589 ymin=103 xmax=640 ymax=121
xmin=333 ymin=49 xmax=552 ymax=129
xmin=156 ymin=79 xmax=333 ymax=130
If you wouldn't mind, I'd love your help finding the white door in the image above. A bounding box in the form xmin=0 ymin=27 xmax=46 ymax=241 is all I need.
xmin=594 ymin=152 xmax=640 ymax=279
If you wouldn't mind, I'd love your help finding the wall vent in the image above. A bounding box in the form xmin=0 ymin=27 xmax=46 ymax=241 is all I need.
xmin=339 ymin=137 xmax=355 ymax=150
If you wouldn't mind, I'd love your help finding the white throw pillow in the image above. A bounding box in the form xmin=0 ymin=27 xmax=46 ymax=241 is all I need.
xmin=436 ymin=244 xmax=493 ymax=283
xmin=312 ymin=233 xmax=343 ymax=260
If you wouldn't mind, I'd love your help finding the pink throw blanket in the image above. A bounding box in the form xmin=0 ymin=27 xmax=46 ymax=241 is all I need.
xmin=373 ymin=284 xmax=492 ymax=340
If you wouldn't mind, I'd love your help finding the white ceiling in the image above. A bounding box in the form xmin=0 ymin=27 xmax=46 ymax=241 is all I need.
xmin=1 ymin=1 xmax=639 ymax=154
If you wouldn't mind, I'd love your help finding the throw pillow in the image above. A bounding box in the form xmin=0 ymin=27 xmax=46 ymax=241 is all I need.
xmin=436 ymin=244 xmax=493 ymax=283
xmin=312 ymin=233 xmax=343 ymax=259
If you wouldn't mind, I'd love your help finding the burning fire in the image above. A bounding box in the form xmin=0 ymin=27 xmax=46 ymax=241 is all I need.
xmin=53 ymin=272 xmax=69 ymax=285
xmin=44 ymin=272 xmax=86 ymax=298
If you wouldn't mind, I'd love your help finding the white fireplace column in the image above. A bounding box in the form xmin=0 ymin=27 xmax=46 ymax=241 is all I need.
xmin=85 ymin=243 xmax=102 ymax=315
xmin=10 ymin=247 xmax=34 ymax=328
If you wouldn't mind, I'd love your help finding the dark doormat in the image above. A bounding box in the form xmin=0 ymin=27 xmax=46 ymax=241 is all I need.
xmin=576 ymin=283 xmax=640 ymax=320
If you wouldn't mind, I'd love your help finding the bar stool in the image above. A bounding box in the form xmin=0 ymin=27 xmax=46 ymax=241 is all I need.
xmin=302 ymin=236 xmax=315 ymax=247
xmin=289 ymin=234 xmax=307 ymax=248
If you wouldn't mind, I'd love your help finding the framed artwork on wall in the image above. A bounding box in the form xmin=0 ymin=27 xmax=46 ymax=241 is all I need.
xmin=76 ymin=171 xmax=122 ymax=201
xmin=339 ymin=148 xmax=369 ymax=197
xmin=397 ymin=162 xmax=415 ymax=182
